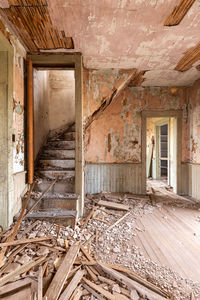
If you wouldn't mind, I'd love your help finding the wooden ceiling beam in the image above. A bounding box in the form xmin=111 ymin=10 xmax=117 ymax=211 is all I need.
xmin=164 ymin=0 xmax=196 ymax=26
xmin=175 ymin=41 xmax=200 ymax=71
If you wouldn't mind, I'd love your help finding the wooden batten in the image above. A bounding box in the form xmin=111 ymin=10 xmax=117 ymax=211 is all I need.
xmin=164 ymin=0 xmax=196 ymax=26
xmin=175 ymin=42 xmax=200 ymax=71
xmin=0 ymin=1 xmax=74 ymax=52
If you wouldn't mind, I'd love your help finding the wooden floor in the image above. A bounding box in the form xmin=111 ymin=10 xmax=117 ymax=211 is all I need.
xmin=133 ymin=204 xmax=200 ymax=282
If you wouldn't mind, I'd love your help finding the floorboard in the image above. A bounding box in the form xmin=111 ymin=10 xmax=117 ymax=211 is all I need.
xmin=133 ymin=203 xmax=200 ymax=282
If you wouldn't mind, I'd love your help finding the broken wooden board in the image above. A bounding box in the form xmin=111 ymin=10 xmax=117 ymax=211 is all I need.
xmin=0 ymin=278 xmax=37 ymax=298
xmin=102 ymin=262 xmax=167 ymax=297
xmin=0 ymin=236 xmax=54 ymax=248
xmin=44 ymin=244 xmax=79 ymax=300
xmin=98 ymin=263 xmax=168 ymax=300
xmin=0 ymin=255 xmax=46 ymax=287
xmin=59 ymin=269 xmax=85 ymax=300
xmin=0 ymin=183 xmax=34 ymax=267
xmin=98 ymin=200 xmax=129 ymax=211
xmin=82 ymin=277 xmax=116 ymax=300
xmin=106 ymin=212 xmax=131 ymax=231
xmin=82 ymin=283 xmax=105 ymax=300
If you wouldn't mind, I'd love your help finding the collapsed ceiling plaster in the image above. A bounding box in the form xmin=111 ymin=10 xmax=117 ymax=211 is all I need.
xmin=47 ymin=0 xmax=200 ymax=86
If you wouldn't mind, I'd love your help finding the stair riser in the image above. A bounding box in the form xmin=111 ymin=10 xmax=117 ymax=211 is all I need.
xmin=36 ymin=170 xmax=75 ymax=180
xmin=34 ymin=181 xmax=75 ymax=194
xmin=43 ymin=149 xmax=75 ymax=159
xmin=39 ymin=159 xmax=75 ymax=169
xmin=26 ymin=216 xmax=76 ymax=228
xmin=64 ymin=132 xmax=75 ymax=140
xmin=39 ymin=198 xmax=77 ymax=210
xmin=46 ymin=140 xmax=75 ymax=149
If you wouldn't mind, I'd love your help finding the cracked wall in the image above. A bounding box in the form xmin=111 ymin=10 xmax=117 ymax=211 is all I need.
xmin=83 ymin=68 xmax=187 ymax=164
xmin=12 ymin=37 xmax=26 ymax=174
xmin=187 ymin=79 xmax=200 ymax=164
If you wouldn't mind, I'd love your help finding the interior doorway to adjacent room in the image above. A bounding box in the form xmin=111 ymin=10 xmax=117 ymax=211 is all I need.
xmin=141 ymin=109 xmax=182 ymax=195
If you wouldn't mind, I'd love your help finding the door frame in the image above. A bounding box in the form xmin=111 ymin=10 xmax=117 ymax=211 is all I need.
xmin=154 ymin=118 xmax=169 ymax=180
xmin=27 ymin=53 xmax=84 ymax=217
xmin=0 ymin=32 xmax=14 ymax=228
xmin=141 ymin=110 xmax=182 ymax=194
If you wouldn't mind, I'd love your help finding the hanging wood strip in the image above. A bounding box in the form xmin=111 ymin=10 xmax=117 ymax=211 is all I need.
xmin=175 ymin=42 xmax=200 ymax=71
xmin=0 ymin=1 xmax=74 ymax=52
xmin=164 ymin=0 xmax=196 ymax=26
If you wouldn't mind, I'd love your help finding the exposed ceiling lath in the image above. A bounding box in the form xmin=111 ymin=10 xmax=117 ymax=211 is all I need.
xmin=175 ymin=42 xmax=200 ymax=71
xmin=0 ymin=0 xmax=74 ymax=52
xmin=164 ymin=0 xmax=196 ymax=26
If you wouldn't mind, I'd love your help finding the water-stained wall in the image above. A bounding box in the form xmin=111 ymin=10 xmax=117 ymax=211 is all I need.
xmin=84 ymin=68 xmax=187 ymax=164
xmin=83 ymin=68 xmax=190 ymax=194
xmin=187 ymin=79 xmax=200 ymax=164
xmin=12 ymin=38 xmax=26 ymax=174
xmin=183 ymin=79 xmax=200 ymax=200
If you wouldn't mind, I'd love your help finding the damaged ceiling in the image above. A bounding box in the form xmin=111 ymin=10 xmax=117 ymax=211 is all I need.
xmin=1 ymin=0 xmax=200 ymax=86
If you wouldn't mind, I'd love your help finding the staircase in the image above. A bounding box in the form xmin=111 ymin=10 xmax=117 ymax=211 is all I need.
xmin=27 ymin=123 xmax=78 ymax=227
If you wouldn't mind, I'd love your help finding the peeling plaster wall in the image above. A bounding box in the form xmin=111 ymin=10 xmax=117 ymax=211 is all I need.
xmin=12 ymin=38 xmax=26 ymax=174
xmin=11 ymin=37 xmax=27 ymax=218
xmin=84 ymin=71 xmax=187 ymax=164
xmin=182 ymin=79 xmax=200 ymax=200
xmin=0 ymin=30 xmax=27 ymax=226
xmin=34 ymin=70 xmax=50 ymax=160
xmin=187 ymin=79 xmax=200 ymax=164
xmin=48 ymin=70 xmax=75 ymax=131
xmin=84 ymin=68 xmax=188 ymax=194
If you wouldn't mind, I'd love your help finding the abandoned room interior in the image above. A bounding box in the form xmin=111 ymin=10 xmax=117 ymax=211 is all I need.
xmin=0 ymin=0 xmax=200 ymax=299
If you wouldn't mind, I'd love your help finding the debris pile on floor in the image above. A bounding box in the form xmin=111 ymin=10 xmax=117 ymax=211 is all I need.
xmin=0 ymin=191 xmax=199 ymax=299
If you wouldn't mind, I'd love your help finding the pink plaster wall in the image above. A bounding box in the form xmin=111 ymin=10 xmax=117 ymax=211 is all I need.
xmin=83 ymin=69 xmax=188 ymax=164
xmin=187 ymin=79 xmax=200 ymax=164
xmin=13 ymin=58 xmax=25 ymax=173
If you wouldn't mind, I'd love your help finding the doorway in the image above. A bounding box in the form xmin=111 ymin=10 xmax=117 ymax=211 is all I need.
xmin=142 ymin=110 xmax=182 ymax=195
xmin=27 ymin=54 xmax=84 ymax=217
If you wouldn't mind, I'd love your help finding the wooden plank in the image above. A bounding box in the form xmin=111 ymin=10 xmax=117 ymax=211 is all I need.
xmin=102 ymin=262 xmax=167 ymax=297
xmin=0 ymin=255 xmax=46 ymax=287
xmin=26 ymin=179 xmax=56 ymax=215
xmin=38 ymin=266 xmax=43 ymax=300
xmin=0 ymin=236 xmax=53 ymax=248
xmin=106 ymin=212 xmax=131 ymax=231
xmin=82 ymin=277 xmax=116 ymax=300
xmin=97 ymin=200 xmax=129 ymax=211
xmin=44 ymin=244 xmax=79 ymax=300
xmin=85 ymin=266 xmax=98 ymax=282
xmin=82 ymin=206 xmax=96 ymax=229
xmin=80 ymin=246 xmax=96 ymax=264
xmin=0 ymin=183 xmax=34 ymax=267
xmin=0 ymin=244 xmax=28 ymax=276
xmin=70 ymin=286 xmax=82 ymax=300
xmin=0 ymin=278 xmax=37 ymax=297
xmin=99 ymin=263 xmax=167 ymax=300
xmin=59 ymin=269 xmax=85 ymax=300
xmin=82 ymin=283 xmax=105 ymax=300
